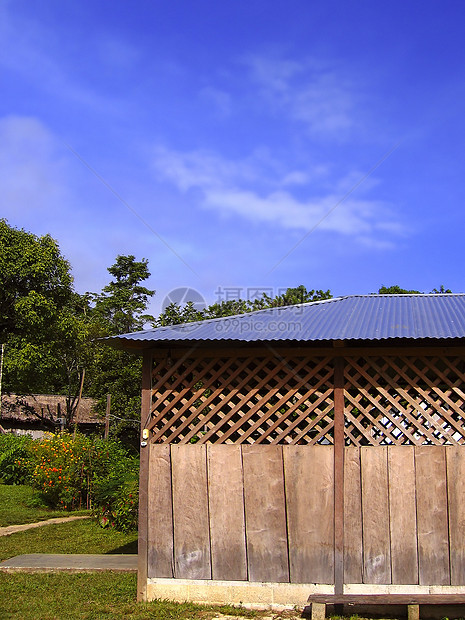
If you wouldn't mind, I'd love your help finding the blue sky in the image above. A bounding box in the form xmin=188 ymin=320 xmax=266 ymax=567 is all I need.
xmin=2 ymin=1 xmax=465 ymax=314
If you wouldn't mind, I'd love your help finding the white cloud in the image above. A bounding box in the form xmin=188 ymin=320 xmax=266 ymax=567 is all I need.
xmin=152 ymin=146 xmax=404 ymax=245
xmin=243 ymin=55 xmax=357 ymax=136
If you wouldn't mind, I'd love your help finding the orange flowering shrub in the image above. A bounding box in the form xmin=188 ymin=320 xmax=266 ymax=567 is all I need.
xmin=29 ymin=432 xmax=134 ymax=511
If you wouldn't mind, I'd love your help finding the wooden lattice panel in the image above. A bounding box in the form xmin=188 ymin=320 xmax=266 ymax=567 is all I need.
xmin=344 ymin=356 xmax=465 ymax=446
xmin=148 ymin=353 xmax=335 ymax=444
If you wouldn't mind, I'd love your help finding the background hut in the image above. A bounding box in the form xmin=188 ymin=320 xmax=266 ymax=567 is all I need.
xmin=1 ymin=394 xmax=101 ymax=437
xmin=109 ymin=294 xmax=465 ymax=612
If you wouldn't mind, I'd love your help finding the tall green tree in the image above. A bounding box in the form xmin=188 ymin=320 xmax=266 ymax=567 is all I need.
xmin=87 ymin=255 xmax=155 ymax=448
xmin=92 ymin=255 xmax=155 ymax=335
xmin=0 ymin=220 xmax=91 ymax=425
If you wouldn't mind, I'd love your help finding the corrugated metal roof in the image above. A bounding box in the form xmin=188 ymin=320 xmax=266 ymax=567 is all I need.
xmin=107 ymin=294 xmax=465 ymax=347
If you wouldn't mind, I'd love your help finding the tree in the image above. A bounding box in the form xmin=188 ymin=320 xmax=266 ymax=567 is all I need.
xmin=0 ymin=219 xmax=72 ymax=341
xmin=431 ymin=285 xmax=452 ymax=294
xmin=155 ymin=285 xmax=332 ymax=326
xmin=378 ymin=285 xmax=452 ymax=294
xmin=378 ymin=285 xmax=422 ymax=295
xmin=86 ymin=255 xmax=156 ymax=449
xmin=92 ymin=255 xmax=155 ymax=335
xmin=0 ymin=220 xmax=90 ymax=426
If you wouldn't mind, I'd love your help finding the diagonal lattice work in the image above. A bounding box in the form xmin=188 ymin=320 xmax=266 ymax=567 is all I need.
xmin=148 ymin=353 xmax=335 ymax=444
xmin=147 ymin=352 xmax=465 ymax=445
xmin=344 ymin=355 xmax=465 ymax=445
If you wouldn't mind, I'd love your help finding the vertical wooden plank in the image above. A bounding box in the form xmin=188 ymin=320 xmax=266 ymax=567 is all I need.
xmin=361 ymin=446 xmax=391 ymax=584
xmin=104 ymin=393 xmax=111 ymax=439
xmin=147 ymin=444 xmax=174 ymax=578
xmin=389 ymin=446 xmax=418 ymax=584
xmin=415 ymin=446 xmax=450 ymax=585
xmin=171 ymin=444 xmax=211 ymax=579
xmin=242 ymin=445 xmax=289 ymax=583
xmin=333 ymin=358 xmax=345 ymax=594
xmin=284 ymin=445 xmax=334 ymax=584
xmin=137 ymin=350 xmax=152 ymax=602
xmin=446 ymin=447 xmax=465 ymax=585
xmin=207 ymin=445 xmax=247 ymax=581
xmin=344 ymin=447 xmax=363 ymax=584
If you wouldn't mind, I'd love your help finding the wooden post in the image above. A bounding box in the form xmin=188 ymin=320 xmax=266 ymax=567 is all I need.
xmin=73 ymin=368 xmax=86 ymax=437
xmin=408 ymin=604 xmax=420 ymax=620
xmin=0 ymin=344 xmax=6 ymax=434
xmin=104 ymin=393 xmax=111 ymax=439
xmin=137 ymin=349 xmax=153 ymax=602
xmin=312 ymin=602 xmax=326 ymax=620
xmin=333 ymin=357 xmax=345 ymax=597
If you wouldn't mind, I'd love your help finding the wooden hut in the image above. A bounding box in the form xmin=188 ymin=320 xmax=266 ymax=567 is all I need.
xmin=1 ymin=394 xmax=101 ymax=437
xmin=108 ymin=294 xmax=465 ymax=614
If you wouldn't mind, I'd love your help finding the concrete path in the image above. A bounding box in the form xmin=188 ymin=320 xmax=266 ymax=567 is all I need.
xmin=0 ymin=553 xmax=137 ymax=573
xmin=0 ymin=516 xmax=137 ymax=573
xmin=0 ymin=515 xmax=90 ymax=537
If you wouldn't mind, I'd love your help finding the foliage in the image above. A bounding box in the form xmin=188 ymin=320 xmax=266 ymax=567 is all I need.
xmin=0 ymin=219 xmax=73 ymax=342
xmin=86 ymin=346 xmax=142 ymax=450
xmin=156 ymin=285 xmax=332 ymax=326
xmin=94 ymin=466 xmax=139 ymax=532
xmin=379 ymin=284 xmax=452 ymax=294
xmin=0 ymin=220 xmax=94 ymax=426
xmin=0 ymin=433 xmax=34 ymax=484
xmin=86 ymin=255 xmax=156 ymax=448
xmin=29 ymin=432 xmax=137 ymax=513
xmin=431 ymin=285 xmax=452 ymax=294
xmin=0 ymin=220 xmax=73 ymax=394
xmin=92 ymin=254 xmax=155 ymax=335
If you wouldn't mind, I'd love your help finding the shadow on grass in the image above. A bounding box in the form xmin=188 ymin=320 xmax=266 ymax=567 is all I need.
xmin=107 ymin=539 xmax=138 ymax=554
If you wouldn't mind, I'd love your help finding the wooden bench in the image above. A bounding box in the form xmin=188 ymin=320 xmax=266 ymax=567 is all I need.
xmin=308 ymin=594 xmax=465 ymax=620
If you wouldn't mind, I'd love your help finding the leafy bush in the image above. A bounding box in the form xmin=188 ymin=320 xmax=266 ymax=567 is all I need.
xmin=0 ymin=433 xmax=34 ymax=485
xmin=29 ymin=432 xmax=137 ymax=514
xmin=0 ymin=432 xmax=139 ymax=531
xmin=93 ymin=466 xmax=139 ymax=532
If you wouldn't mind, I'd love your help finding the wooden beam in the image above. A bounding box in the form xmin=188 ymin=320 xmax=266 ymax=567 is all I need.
xmin=137 ymin=350 xmax=152 ymax=602
xmin=148 ymin=343 xmax=465 ymax=360
xmin=308 ymin=594 xmax=465 ymax=605
xmin=333 ymin=357 xmax=345 ymax=595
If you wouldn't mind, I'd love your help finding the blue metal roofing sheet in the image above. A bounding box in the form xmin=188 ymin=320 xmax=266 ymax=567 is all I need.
xmin=107 ymin=294 xmax=465 ymax=346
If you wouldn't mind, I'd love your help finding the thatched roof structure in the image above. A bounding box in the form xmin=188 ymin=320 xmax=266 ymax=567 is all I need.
xmin=1 ymin=394 xmax=103 ymax=429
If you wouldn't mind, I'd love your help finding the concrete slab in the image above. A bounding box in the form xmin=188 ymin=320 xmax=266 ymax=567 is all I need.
xmin=0 ymin=553 xmax=137 ymax=573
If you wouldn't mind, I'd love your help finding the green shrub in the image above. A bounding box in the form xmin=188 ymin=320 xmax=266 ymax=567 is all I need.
xmin=0 ymin=433 xmax=34 ymax=485
xmin=0 ymin=431 xmax=139 ymax=531
xmin=29 ymin=432 xmax=137 ymax=514
xmin=93 ymin=466 xmax=139 ymax=532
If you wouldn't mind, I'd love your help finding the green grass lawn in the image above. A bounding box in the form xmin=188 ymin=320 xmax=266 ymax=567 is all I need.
xmin=0 ymin=573 xmax=267 ymax=620
xmin=0 ymin=518 xmax=137 ymax=561
xmin=0 ymin=484 xmax=299 ymax=619
xmin=0 ymin=484 xmax=89 ymax=527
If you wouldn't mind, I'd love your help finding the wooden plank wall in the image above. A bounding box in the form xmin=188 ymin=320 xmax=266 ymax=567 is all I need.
xmin=345 ymin=446 xmax=465 ymax=586
xmin=147 ymin=444 xmax=465 ymax=586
